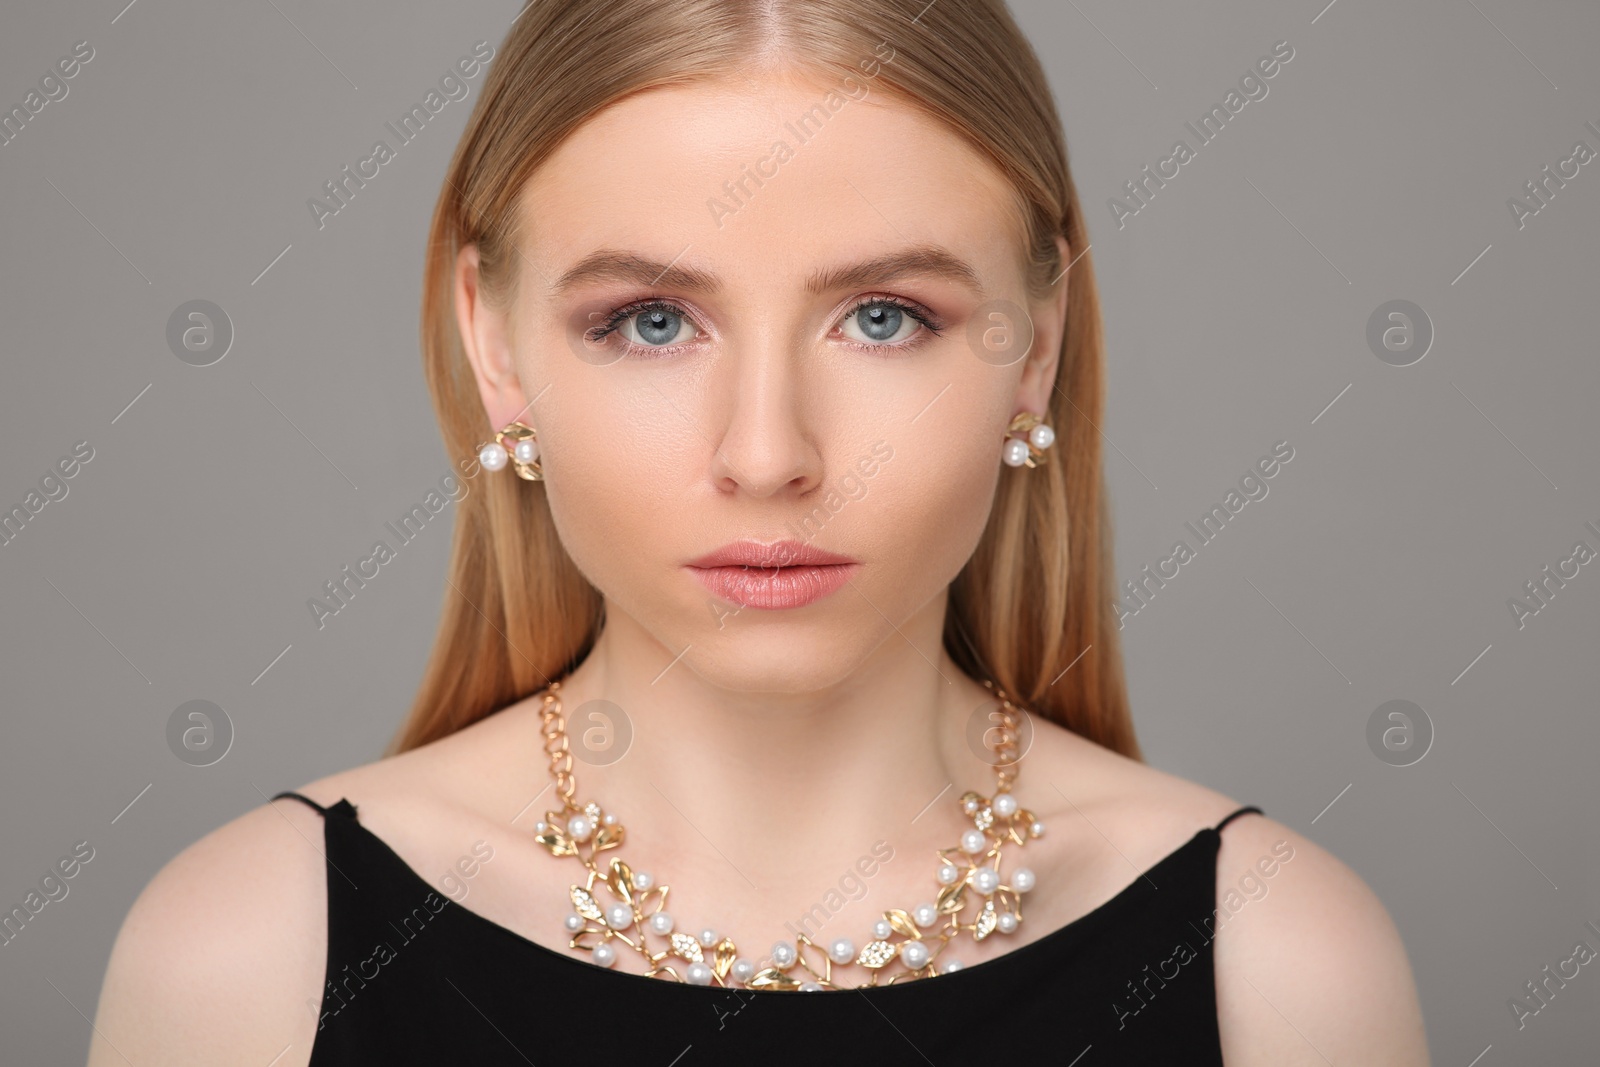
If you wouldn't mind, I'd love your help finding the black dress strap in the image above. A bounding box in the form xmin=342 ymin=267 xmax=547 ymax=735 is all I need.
xmin=271 ymin=790 xmax=329 ymax=815
xmin=1213 ymin=805 xmax=1263 ymax=833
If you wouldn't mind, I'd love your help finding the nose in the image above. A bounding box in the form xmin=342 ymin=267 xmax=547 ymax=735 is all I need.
xmin=704 ymin=333 xmax=824 ymax=498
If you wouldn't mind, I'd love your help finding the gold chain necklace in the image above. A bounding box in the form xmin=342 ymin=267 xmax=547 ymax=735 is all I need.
xmin=531 ymin=678 xmax=1045 ymax=990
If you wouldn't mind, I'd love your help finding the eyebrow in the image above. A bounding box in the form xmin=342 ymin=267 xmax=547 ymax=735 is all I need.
xmin=549 ymin=245 xmax=985 ymax=298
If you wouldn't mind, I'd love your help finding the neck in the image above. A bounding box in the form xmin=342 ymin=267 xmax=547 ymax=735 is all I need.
xmin=535 ymin=592 xmax=1001 ymax=889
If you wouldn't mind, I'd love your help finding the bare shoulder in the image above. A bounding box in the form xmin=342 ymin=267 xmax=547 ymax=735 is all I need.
xmin=1017 ymin=720 xmax=1428 ymax=1064
xmin=88 ymin=783 xmax=334 ymax=1065
xmin=86 ymin=757 xmax=417 ymax=1066
xmin=1209 ymin=811 xmax=1430 ymax=1065
xmin=87 ymin=704 xmax=529 ymax=1066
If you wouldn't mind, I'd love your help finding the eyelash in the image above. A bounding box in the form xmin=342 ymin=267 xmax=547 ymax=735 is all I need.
xmin=587 ymin=295 xmax=946 ymax=358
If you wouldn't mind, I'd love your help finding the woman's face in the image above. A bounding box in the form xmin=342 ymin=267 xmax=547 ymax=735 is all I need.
xmin=460 ymin=69 xmax=1068 ymax=690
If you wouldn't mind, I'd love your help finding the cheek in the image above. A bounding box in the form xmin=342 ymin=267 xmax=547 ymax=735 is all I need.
xmin=536 ymin=398 xmax=698 ymax=594
xmin=926 ymin=441 xmax=1001 ymax=556
xmin=859 ymin=418 xmax=1002 ymax=594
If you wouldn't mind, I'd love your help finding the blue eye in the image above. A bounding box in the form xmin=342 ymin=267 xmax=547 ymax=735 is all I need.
xmin=626 ymin=305 xmax=695 ymax=347
xmin=592 ymin=301 xmax=698 ymax=353
xmin=837 ymin=297 xmax=942 ymax=350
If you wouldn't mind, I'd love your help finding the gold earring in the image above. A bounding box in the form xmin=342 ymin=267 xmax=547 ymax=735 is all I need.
xmin=479 ymin=421 xmax=543 ymax=481
xmin=1002 ymin=411 xmax=1055 ymax=469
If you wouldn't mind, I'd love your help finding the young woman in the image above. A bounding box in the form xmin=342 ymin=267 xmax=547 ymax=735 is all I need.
xmin=89 ymin=1 xmax=1428 ymax=1063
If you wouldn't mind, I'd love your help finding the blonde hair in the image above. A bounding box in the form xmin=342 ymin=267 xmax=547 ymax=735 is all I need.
xmin=387 ymin=0 xmax=1138 ymax=760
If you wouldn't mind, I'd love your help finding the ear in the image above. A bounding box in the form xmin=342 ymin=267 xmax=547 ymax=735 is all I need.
xmin=454 ymin=242 xmax=529 ymax=432
xmin=1013 ymin=233 xmax=1072 ymax=417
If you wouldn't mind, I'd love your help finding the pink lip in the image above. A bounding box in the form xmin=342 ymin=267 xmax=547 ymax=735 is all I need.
xmin=686 ymin=539 xmax=860 ymax=610
xmin=688 ymin=562 xmax=859 ymax=610
xmin=687 ymin=539 xmax=858 ymax=569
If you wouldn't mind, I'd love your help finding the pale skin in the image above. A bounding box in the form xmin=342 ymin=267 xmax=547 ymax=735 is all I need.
xmin=89 ymin=69 xmax=1429 ymax=1065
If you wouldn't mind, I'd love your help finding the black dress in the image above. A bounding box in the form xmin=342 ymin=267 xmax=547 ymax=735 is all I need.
xmin=271 ymin=790 xmax=1263 ymax=1065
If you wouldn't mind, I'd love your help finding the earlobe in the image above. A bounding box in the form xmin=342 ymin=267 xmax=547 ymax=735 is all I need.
xmin=454 ymin=243 xmax=528 ymax=431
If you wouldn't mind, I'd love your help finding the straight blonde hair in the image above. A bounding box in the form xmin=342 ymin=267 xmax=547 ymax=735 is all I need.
xmin=387 ymin=0 xmax=1138 ymax=760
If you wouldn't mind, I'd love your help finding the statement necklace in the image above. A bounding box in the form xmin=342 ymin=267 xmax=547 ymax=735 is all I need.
xmin=530 ymin=679 xmax=1047 ymax=990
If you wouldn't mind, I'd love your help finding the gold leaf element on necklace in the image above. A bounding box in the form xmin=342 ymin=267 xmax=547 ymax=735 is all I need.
xmin=713 ymin=937 xmax=738 ymax=980
xmin=885 ymin=909 xmax=920 ymax=939
xmin=746 ymin=967 xmax=804 ymax=990
xmin=595 ymin=823 xmax=626 ymax=852
xmin=607 ymin=858 xmax=634 ymax=904
xmin=935 ymin=880 xmax=967 ymax=916
xmin=569 ymin=885 xmax=606 ymax=922
xmin=670 ymin=932 xmax=704 ymax=963
xmin=856 ymin=940 xmax=899 ymax=969
xmin=634 ymin=884 xmax=668 ymax=917
xmin=536 ymin=831 xmax=578 ymax=858
xmin=793 ymin=937 xmax=832 ymax=983
xmin=537 ymin=810 xmax=579 ymax=856
xmin=973 ymin=899 xmax=998 ymax=941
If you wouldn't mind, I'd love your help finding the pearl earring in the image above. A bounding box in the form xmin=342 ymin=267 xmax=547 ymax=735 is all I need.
xmin=478 ymin=421 xmax=544 ymax=481
xmin=1002 ymin=411 xmax=1055 ymax=469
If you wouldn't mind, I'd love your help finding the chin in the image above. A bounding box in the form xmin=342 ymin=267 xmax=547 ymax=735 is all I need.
xmin=660 ymin=605 xmax=889 ymax=695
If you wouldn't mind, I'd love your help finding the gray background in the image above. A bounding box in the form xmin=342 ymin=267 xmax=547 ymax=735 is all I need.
xmin=2 ymin=0 xmax=1595 ymax=1062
